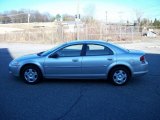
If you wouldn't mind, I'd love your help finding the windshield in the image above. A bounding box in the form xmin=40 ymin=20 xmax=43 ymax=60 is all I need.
xmin=37 ymin=44 xmax=63 ymax=56
xmin=37 ymin=51 xmax=45 ymax=56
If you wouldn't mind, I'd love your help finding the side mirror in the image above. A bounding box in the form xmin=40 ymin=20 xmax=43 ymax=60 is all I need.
xmin=50 ymin=53 xmax=59 ymax=58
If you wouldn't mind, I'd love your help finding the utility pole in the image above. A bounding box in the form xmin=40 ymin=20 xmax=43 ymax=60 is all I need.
xmin=106 ymin=11 xmax=107 ymax=24
xmin=76 ymin=0 xmax=80 ymax=40
xmin=28 ymin=13 xmax=30 ymax=23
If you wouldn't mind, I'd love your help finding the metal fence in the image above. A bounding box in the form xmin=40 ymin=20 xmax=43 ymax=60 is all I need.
xmin=0 ymin=24 xmax=158 ymax=44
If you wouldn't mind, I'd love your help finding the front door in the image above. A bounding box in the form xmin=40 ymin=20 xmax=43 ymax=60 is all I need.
xmin=44 ymin=44 xmax=83 ymax=78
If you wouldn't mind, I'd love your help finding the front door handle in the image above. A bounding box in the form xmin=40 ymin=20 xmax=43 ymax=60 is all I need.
xmin=72 ymin=59 xmax=78 ymax=62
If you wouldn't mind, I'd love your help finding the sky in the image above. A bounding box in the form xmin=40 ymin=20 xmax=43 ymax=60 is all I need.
xmin=0 ymin=0 xmax=160 ymax=23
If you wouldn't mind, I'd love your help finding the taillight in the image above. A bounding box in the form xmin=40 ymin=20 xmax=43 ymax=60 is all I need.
xmin=140 ymin=55 xmax=145 ymax=63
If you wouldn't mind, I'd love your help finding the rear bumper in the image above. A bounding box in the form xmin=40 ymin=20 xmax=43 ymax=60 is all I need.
xmin=132 ymin=62 xmax=148 ymax=77
xmin=133 ymin=70 xmax=148 ymax=77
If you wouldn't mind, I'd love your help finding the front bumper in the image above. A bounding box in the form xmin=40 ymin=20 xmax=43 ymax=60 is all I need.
xmin=9 ymin=65 xmax=20 ymax=77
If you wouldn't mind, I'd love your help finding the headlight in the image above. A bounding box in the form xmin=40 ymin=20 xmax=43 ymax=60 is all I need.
xmin=10 ymin=60 xmax=20 ymax=66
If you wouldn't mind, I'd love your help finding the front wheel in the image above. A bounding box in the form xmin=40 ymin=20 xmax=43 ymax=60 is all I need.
xmin=21 ymin=65 xmax=42 ymax=84
xmin=109 ymin=67 xmax=131 ymax=86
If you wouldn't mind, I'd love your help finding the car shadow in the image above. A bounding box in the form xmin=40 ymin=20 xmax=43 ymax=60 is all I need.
xmin=43 ymin=78 xmax=109 ymax=85
xmin=145 ymin=53 xmax=160 ymax=76
xmin=0 ymin=48 xmax=13 ymax=79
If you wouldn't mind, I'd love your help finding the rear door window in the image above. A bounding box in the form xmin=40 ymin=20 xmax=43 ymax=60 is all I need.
xmin=85 ymin=44 xmax=113 ymax=56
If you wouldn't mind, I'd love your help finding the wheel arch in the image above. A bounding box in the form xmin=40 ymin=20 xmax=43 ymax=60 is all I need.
xmin=107 ymin=64 xmax=132 ymax=78
xmin=20 ymin=63 xmax=44 ymax=77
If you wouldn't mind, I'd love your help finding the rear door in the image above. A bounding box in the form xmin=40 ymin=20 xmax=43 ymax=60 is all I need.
xmin=82 ymin=44 xmax=115 ymax=77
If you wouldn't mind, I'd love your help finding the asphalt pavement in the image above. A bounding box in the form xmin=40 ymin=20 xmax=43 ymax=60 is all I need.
xmin=0 ymin=41 xmax=160 ymax=120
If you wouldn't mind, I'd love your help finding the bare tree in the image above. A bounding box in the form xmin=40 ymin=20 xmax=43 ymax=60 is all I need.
xmin=0 ymin=9 xmax=53 ymax=23
xmin=83 ymin=3 xmax=96 ymax=24
xmin=83 ymin=4 xmax=96 ymax=17
xmin=135 ymin=9 xmax=143 ymax=25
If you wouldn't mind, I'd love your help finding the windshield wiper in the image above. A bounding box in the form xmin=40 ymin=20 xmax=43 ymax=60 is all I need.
xmin=37 ymin=51 xmax=44 ymax=56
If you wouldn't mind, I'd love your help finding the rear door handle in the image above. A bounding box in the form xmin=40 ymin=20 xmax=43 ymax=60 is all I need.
xmin=107 ymin=58 xmax=113 ymax=61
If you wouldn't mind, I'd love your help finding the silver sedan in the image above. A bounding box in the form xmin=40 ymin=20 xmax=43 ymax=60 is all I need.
xmin=9 ymin=40 xmax=148 ymax=85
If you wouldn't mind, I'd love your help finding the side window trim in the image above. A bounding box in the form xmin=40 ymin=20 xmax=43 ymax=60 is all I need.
xmin=84 ymin=44 xmax=114 ymax=56
xmin=53 ymin=44 xmax=84 ymax=57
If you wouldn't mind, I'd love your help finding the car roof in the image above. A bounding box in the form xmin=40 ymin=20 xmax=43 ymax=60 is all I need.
xmin=63 ymin=40 xmax=128 ymax=54
xmin=66 ymin=40 xmax=108 ymax=45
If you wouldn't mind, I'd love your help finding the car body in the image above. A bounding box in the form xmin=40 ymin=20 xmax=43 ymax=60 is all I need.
xmin=9 ymin=40 xmax=148 ymax=85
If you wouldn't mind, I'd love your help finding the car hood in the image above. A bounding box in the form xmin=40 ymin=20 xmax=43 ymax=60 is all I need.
xmin=15 ymin=54 xmax=40 ymax=62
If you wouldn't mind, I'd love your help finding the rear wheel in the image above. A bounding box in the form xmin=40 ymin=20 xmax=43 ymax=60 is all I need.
xmin=21 ymin=65 xmax=42 ymax=84
xmin=109 ymin=67 xmax=131 ymax=85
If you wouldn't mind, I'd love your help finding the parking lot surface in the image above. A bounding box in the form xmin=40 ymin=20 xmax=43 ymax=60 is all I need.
xmin=0 ymin=40 xmax=160 ymax=120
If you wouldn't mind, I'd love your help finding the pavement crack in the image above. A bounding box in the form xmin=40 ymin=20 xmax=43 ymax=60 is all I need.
xmin=55 ymin=85 xmax=89 ymax=120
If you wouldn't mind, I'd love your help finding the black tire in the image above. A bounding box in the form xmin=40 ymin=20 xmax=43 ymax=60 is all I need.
xmin=21 ymin=65 xmax=42 ymax=84
xmin=109 ymin=67 xmax=131 ymax=86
